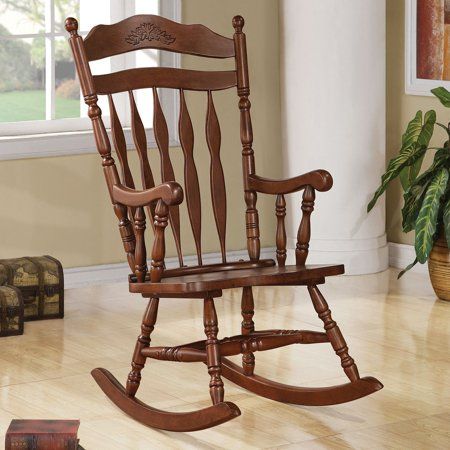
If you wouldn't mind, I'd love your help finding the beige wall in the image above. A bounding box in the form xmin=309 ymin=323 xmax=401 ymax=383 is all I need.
xmin=387 ymin=0 xmax=449 ymax=245
xmin=0 ymin=0 xmax=281 ymax=268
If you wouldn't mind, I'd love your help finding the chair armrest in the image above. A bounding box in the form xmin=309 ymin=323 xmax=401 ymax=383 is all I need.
xmin=112 ymin=181 xmax=184 ymax=207
xmin=248 ymin=170 xmax=333 ymax=194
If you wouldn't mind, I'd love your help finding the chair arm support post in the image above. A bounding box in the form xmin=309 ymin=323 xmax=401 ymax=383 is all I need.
xmin=296 ymin=186 xmax=316 ymax=266
xmin=150 ymin=200 xmax=170 ymax=283
xmin=248 ymin=170 xmax=333 ymax=195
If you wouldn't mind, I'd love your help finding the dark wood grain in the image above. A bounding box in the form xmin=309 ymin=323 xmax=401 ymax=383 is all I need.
xmin=153 ymin=87 xmax=183 ymax=267
xmin=179 ymin=89 xmax=202 ymax=265
xmin=67 ymin=12 xmax=382 ymax=432
xmin=94 ymin=68 xmax=237 ymax=94
xmin=206 ymin=91 xmax=227 ymax=263
xmin=84 ymin=15 xmax=235 ymax=61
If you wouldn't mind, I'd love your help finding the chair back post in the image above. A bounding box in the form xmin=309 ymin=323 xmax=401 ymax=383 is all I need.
xmin=233 ymin=16 xmax=261 ymax=262
xmin=65 ymin=18 xmax=136 ymax=272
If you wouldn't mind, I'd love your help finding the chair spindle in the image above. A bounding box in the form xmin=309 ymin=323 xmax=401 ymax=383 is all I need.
xmin=151 ymin=200 xmax=170 ymax=282
xmin=129 ymin=91 xmax=156 ymax=224
xmin=179 ymin=89 xmax=203 ymax=265
xmin=134 ymin=206 xmax=147 ymax=283
xmin=296 ymin=186 xmax=316 ymax=266
xmin=276 ymin=194 xmax=287 ymax=267
xmin=206 ymin=91 xmax=227 ymax=263
xmin=153 ymin=87 xmax=183 ymax=267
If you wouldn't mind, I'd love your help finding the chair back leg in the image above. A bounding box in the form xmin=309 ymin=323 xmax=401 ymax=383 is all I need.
xmin=204 ymin=297 xmax=225 ymax=404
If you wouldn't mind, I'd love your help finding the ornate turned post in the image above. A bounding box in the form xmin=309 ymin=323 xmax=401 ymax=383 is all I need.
xmin=241 ymin=286 xmax=255 ymax=375
xmin=66 ymin=17 xmax=136 ymax=273
xmin=204 ymin=297 xmax=224 ymax=404
xmin=276 ymin=194 xmax=287 ymax=267
xmin=296 ymin=186 xmax=315 ymax=265
xmin=150 ymin=200 xmax=169 ymax=283
xmin=134 ymin=206 xmax=147 ymax=283
xmin=126 ymin=297 xmax=159 ymax=397
xmin=308 ymin=286 xmax=360 ymax=383
xmin=233 ymin=15 xmax=260 ymax=261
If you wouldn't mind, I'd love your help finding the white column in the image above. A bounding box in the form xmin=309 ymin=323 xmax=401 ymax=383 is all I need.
xmin=280 ymin=0 xmax=388 ymax=275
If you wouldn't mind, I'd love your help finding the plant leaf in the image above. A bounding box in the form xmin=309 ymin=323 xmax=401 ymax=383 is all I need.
xmin=432 ymin=87 xmax=450 ymax=107
xmin=444 ymin=198 xmax=450 ymax=248
xmin=409 ymin=147 xmax=450 ymax=189
xmin=415 ymin=168 xmax=449 ymax=263
xmin=368 ymin=144 xmax=429 ymax=212
xmin=402 ymin=183 xmax=429 ymax=233
xmin=399 ymin=110 xmax=436 ymax=190
xmin=398 ymin=258 xmax=419 ymax=279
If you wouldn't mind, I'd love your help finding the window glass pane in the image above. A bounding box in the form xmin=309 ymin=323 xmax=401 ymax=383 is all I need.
xmin=0 ymin=37 xmax=45 ymax=122
xmin=54 ymin=0 xmax=79 ymax=33
xmin=55 ymin=36 xmax=80 ymax=119
xmin=0 ymin=0 xmax=45 ymax=35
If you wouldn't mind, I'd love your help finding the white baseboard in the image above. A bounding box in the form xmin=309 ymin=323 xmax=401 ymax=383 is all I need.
xmin=388 ymin=242 xmax=428 ymax=275
xmin=64 ymin=247 xmax=276 ymax=289
xmin=64 ymin=242 xmax=426 ymax=289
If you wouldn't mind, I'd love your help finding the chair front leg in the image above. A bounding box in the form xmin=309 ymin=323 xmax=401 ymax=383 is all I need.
xmin=204 ymin=297 xmax=224 ymax=404
xmin=308 ymin=286 xmax=360 ymax=382
xmin=126 ymin=297 xmax=160 ymax=397
xmin=241 ymin=286 xmax=255 ymax=375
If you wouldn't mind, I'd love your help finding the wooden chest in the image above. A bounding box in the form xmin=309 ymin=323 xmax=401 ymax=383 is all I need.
xmin=0 ymin=285 xmax=24 ymax=337
xmin=0 ymin=256 xmax=64 ymax=321
xmin=5 ymin=420 xmax=80 ymax=450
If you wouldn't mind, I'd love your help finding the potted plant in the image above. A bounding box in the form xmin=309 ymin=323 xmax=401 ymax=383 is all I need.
xmin=368 ymin=87 xmax=450 ymax=301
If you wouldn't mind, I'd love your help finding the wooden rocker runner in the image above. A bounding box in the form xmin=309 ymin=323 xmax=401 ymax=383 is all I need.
xmin=66 ymin=13 xmax=383 ymax=432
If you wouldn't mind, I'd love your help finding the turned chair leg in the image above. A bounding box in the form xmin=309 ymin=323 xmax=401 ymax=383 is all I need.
xmin=126 ymin=297 xmax=159 ymax=397
xmin=204 ymin=297 xmax=225 ymax=404
xmin=308 ymin=286 xmax=360 ymax=383
xmin=241 ymin=286 xmax=256 ymax=376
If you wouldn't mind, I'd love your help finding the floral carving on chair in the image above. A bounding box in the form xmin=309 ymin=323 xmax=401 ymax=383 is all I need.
xmin=125 ymin=23 xmax=176 ymax=46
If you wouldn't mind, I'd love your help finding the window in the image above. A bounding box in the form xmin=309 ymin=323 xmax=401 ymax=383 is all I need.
xmin=0 ymin=0 xmax=180 ymax=159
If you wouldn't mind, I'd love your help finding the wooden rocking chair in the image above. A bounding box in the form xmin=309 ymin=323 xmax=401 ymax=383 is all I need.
xmin=66 ymin=14 xmax=382 ymax=432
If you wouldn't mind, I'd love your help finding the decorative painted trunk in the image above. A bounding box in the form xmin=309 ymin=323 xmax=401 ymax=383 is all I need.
xmin=0 ymin=285 xmax=24 ymax=337
xmin=0 ymin=256 xmax=64 ymax=320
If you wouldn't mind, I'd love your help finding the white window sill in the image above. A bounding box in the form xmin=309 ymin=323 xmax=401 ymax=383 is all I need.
xmin=0 ymin=129 xmax=180 ymax=161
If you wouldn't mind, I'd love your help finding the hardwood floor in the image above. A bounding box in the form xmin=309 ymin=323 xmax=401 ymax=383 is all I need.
xmin=0 ymin=269 xmax=449 ymax=449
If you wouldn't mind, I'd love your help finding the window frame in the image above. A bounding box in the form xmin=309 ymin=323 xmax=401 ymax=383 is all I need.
xmin=0 ymin=0 xmax=181 ymax=160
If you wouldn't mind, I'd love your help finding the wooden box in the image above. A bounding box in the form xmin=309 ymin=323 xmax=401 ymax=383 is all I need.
xmin=5 ymin=420 xmax=80 ymax=450
xmin=0 ymin=285 xmax=24 ymax=337
xmin=0 ymin=256 xmax=64 ymax=321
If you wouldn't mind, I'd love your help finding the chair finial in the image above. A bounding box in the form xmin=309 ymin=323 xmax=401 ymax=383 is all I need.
xmin=65 ymin=17 xmax=79 ymax=35
xmin=233 ymin=16 xmax=245 ymax=33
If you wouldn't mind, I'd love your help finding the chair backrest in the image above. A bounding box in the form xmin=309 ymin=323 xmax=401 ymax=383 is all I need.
xmin=66 ymin=14 xmax=265 ymax=279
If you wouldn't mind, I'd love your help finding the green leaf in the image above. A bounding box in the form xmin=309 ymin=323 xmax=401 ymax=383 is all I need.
xmin=368 ymin=144 xmax=429 ymax=212
xmin=402 ymin=183 xmax=429 ymax=233
xmin=398 ymin=258 xmax=419 ymax=279
xmin=409 ymin=148 xmax=450 ymax=189
xmin=444 ymin=198 xmax=450 ymax=248
xmin=436 ymin=122 xmax=450 ymax=137
xmin=399 ymin=110 xmax=436 ymax=190
xmin=415 ymin=168 xmax=449 ymax=263
xmin=432 ymin=87 xmax=450 ymax=107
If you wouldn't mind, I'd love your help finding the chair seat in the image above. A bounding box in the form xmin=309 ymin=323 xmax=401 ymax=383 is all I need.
xmin=129 ymin=263 xmax=345 ymax=296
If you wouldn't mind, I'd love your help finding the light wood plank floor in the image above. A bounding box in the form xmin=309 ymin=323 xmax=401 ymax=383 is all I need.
xmin=0 ymin=269 xmax=449 ymax=449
